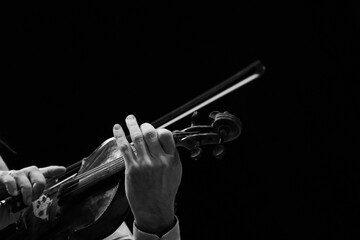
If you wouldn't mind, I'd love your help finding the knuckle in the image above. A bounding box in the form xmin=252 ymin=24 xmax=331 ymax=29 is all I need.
xmin=11 ymin=170 xmax=24 ymax=178
xmin=2 ymin=178 xmax=15 ymax=185
xmin=132 ymin=134 xmax=144 ymax=144
xmin=143 ymin=158 xmax=166 ymax=169
xmin=119 ymin=142 xmax=131 ymax=153
xmin=144 ymin=129 xmax=157 ymax=141
xmin=27 ymin=165 xmax=38 ymax=171
xmin=28 ymin=165 xmax=39 ymax=171
xmin=23 ymin=165 xmax=39 ymax=173
xmin=153 ymin=160 xmax=166 ymax=168
xmin=20 ymin=183 xmax=32 ymax=191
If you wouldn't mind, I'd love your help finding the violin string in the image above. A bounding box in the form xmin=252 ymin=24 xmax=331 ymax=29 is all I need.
xmin=63 ymin=157 xmax=125 ymax=189
xmin=41 ymin=157 xmax=125 ymax=199
xmin=74 ymin=156 xmax=125 ymax=181
xmin=44 ymin=157 xmax=124 ymax=200
xmin=55 ymin=160 xmax=126 ymax=199
xmin=43 ymin=173 xmax=78 ymax=197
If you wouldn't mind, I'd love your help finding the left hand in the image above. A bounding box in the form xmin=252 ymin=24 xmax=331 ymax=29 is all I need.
xmin=113 ymin=115 xmax=182 ymax=235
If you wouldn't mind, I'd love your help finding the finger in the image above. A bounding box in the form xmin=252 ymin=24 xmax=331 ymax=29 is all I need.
xmin=140 ymin=123 xmax=163 ymax=157
xmin=10 ymin=170 xmax=32 ymax=205
xmin=28 ymin=171 xmax=46 ymax=200
xmin=0 ymin=172 xmax=19 ymax=196
xmin=157 ymin=128 xmax=176 ymax=154
xmin=113 ymin=123 xmax=136 ymax=167
xmin=39 ymin=166 xmax=66 ymax=179
xmin=125 ymin=115 xmax=148 ymax=159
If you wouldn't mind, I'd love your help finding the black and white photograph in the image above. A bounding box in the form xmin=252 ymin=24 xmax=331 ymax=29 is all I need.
xmin=1 ymin=1 xmax=359 ymax=239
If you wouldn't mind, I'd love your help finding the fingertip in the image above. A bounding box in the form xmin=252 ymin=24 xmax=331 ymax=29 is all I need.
xmin=3 ymin=175 xmax=19 ymax=196
xmin=40 ymin=166 xmax=66 ymax=178
xmin=26 ymin=197 xmax=32 ymax=206
xmin=8 ymin=188 xmax=19 ymax=197
xmin=158 ymin=129 xmax=176 ymax=154
xmin=113 ymin=124 xmax=123 ymax=139
xmin=13 ymin=189 xmax=19 ymax=196
xmin=32 ymin=182 xmax=44 ymax=200
xmin=57 ymin=166 xmax=67 ymax=174
xmin=126 ymin=114 xmax=135 ymax=120
xmin=52 ymin=166 xmax=67 ymax=175
xmin=113 ymin=123 xmax=121 ymax=130
xmin=20 ymin=187 xmax=33 ymax=206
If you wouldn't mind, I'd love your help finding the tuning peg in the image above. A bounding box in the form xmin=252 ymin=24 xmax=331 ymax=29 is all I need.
xmin=191 ymin=111 xmax=200 ymax=126
xmin=190 ymin=147 xmax=203 ymax=160
xmin=212 ymin=144 xmax=226 ymax=159
xmin=208 ymin=111 xmax=220 ymax=124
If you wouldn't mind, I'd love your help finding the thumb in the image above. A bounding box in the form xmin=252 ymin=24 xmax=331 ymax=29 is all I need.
xmin=39 ymin=166 xmax=66 ymax=179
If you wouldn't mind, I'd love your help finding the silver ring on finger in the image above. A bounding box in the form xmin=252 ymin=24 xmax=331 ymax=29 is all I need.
xmin=8 ymin=170 xmax=15 ymax=177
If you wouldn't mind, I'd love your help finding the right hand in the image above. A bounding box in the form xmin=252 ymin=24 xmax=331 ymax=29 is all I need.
xmin=0 ymin=165 xmax=66 ymax=205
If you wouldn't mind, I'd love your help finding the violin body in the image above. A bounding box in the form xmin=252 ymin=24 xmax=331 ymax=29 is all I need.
xmin=3 ymin=138 xmax=130 ymax=240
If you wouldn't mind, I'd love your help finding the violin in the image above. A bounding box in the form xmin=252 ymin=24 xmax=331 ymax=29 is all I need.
xmin=0 ymin=111 xmax=242 ymax=240
xmin=1 ymin=60 xmax=265 ymax=239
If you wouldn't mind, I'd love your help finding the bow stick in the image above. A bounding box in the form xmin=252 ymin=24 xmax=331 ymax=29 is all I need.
xmin=151 ymin=60 xmax=266 ymax=129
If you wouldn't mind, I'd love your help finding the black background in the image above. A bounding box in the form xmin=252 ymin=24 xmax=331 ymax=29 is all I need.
xmin=1 ymin=1 xmax=359 ymax=239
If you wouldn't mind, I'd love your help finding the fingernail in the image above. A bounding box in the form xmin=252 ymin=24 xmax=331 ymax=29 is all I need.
xmin=113 ymin=124 xmax=121 ymax=139
xmin=126 ymin=114 xmax=135 ymax=120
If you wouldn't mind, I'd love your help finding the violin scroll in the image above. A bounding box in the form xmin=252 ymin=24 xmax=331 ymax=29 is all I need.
xmin=173 ymin=111 xmax=242 ymax=160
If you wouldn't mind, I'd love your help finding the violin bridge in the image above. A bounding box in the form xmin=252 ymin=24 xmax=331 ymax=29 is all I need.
xmin=32 ymin=194 xmax=53 ymax=221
